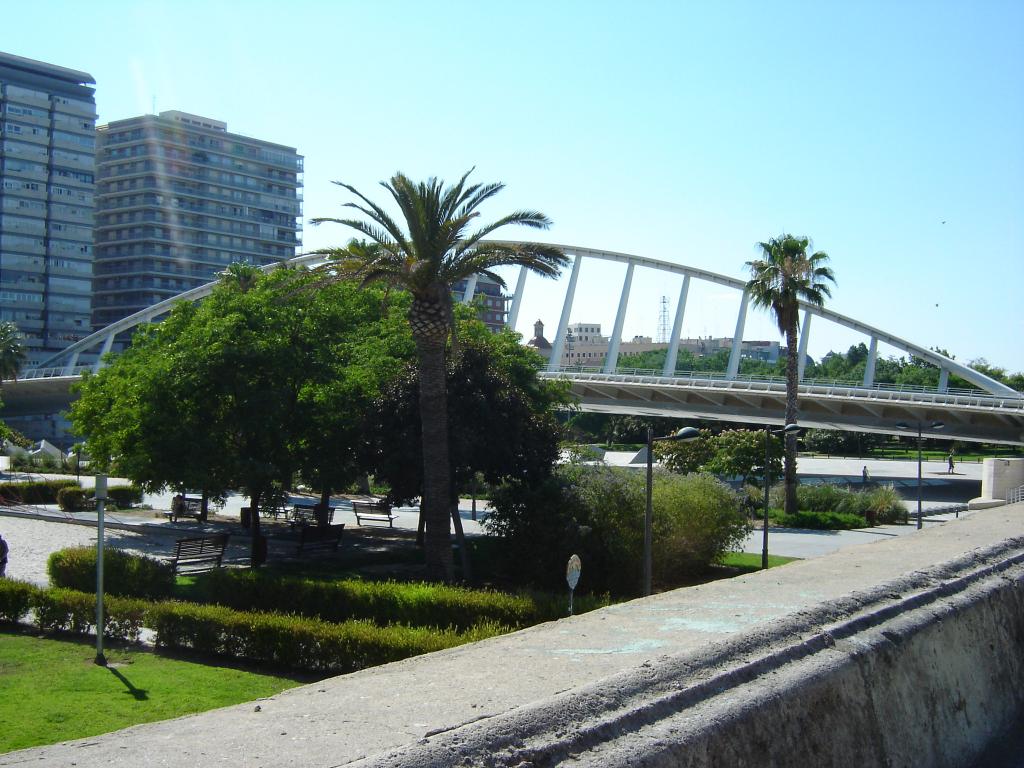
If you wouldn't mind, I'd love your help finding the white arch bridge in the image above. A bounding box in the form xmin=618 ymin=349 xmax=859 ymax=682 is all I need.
xmin=10 ymin=242 xmax=1024 ymax=445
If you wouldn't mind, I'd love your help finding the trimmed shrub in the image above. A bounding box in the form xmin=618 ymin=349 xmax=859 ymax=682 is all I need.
xmin=145 ymin=600 xmax=505 ymax=673
xmin=770 ymin=509 xmax=868 ymax=530
xmin=0 ymin=578 xmax=39 ymax=624
xmin=189 ymin=570 xmax=545 ymax=631
xmin=33 ymin=587 xmax=94 ymax=634
xmin=0 ymin=479 xmax=79 ymax=505
xmin=107 ymin=485 xmax=143 ymax=508
xmin=47 ymin=546 xmax=174 ymax=600
xmin=57 ymin=487 xmax=88 ymax=511
xmin=28 ymin=587 xmax=148 ymax=642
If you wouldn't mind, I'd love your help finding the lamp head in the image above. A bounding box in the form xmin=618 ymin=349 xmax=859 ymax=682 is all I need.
xmin=654 ymin=426 xmax=701 ymax=443
xmin=896 ymin=422 xmax=910 ymax=430
xmin=930 ymin=421 xmax=945 ymax=430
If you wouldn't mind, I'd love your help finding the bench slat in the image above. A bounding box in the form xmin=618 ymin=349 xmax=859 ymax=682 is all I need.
xmin=172 ymin=534 xmax=229 ymax=574
xmin=352 ymin=500 xmax=397 ymax=528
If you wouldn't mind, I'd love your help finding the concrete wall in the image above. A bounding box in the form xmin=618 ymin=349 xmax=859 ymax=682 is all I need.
xmin=361 ymin=544 xmax=1024 ymax=767
xmin=982 ymin=457 xmax=1024 ymax=501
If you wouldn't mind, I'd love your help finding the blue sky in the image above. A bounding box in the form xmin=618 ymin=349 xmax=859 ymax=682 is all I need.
xmin=8 ymin=0 xmax=1023 ymax=371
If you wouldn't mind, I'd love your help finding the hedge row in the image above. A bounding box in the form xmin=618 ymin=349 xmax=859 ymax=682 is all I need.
xmin=56 ymin=485 xmax=144 ymax=511
xmin=47 ymin=546 xmax=174 ymax=600
xmin=0 ymin=579 xmax=505 ymax=673
xmin=189 ymin=569 xmax=564 ymax=631
xmin=0 ymin=580 xmax=147 ymax=642
xmin=0 ymin=480 xmax=79 ymax=505
xmin=769 ymin=508 xmax=868 ymax=530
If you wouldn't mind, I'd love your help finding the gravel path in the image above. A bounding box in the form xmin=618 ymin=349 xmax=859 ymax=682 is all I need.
xmin=0 ymin=513 xmax=259 ymax=587
xmin=0 ymin=515 xmax=179 ymax=586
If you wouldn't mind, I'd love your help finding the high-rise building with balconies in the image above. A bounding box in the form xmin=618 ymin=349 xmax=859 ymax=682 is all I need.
xmin=0 ymin=51 xmax=97 ymax=366
xmin=92 ymin=110 xmax=302 ymax=330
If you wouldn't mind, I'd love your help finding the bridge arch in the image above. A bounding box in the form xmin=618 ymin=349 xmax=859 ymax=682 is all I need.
xmin=27 ymin=241 xmax=1019 ymax=400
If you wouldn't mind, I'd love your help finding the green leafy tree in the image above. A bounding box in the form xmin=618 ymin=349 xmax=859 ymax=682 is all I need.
xmin=365 ymin=319 xmax=567 ymax=511
xmin=72 ymin=269 xmax=405 ymax=564
xmin=312 ymin=170 xmax=568 ymax=581
xmin=0 ymin=321 xmax=27 ymax=383
xmin=657 ymin=428 xmax=783 ymax=485
xmin=745 ymin=235 xmax=836 ymax=514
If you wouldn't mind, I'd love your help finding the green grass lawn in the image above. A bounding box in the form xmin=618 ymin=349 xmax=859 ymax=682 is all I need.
xmin=0 ymin=631 xmax=307 ymax=754
xmin=720 ymin=552 xmax=798 ymax=572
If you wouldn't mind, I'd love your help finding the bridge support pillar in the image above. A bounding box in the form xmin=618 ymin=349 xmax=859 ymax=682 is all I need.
xmin=93 ymin=333 xmax=116 ymax=373
xmin=797 ymin=310 xmax=812 ymax=381
xmin=938 ymin=368 xmax=949 ymax=392
xmin=603 ymin=262 xmax=634 ymax=374
xmin=548 ymin=254 xmax=582 ymax=371
xmin=863 ymin=336 xmax=878 ymax=387
xmin=62 ymin=351 xmax=80 ymax=377
xmin=663 ymin=276 xmax=690 ymax=376
xmin=726 ymin=290 xmax=749 ymax=380
xmin=506 ymin=266 xmax=528 ymax=330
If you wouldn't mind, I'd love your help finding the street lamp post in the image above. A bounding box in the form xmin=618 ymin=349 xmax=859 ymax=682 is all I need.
xmin=763 ymin=423 xmax=802 ymax=569
xmin=645 ymin=426 xmax=700 ymax=596
xmin=896 ymin=420 xmax=945 ymax=529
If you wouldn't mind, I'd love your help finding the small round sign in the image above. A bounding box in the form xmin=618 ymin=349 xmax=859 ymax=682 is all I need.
xmin=566 ymin=554 xmax=581 ymax=591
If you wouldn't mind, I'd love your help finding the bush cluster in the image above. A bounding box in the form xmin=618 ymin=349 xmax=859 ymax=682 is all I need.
xmin=487 ymin=465 xmax=750 ymax=596
xmin=56 ymin=487 xmax=87 ymax=511
xmin=0 ymin=480 xmax=79 ymax=505
xmin=56 ymin=485 xmax=143 ymax=511
xmin=47 ymin=546 xmax=174 ymax=600
xmin=769 ymin=509 xmax=868 ymax=530
xmin=0 ymin=579 xmax=503 ymax=673
xmin=764 ymin=483 xmax=907 ymax=528
xmin=188 ymin=569 xmax=563 ymax=631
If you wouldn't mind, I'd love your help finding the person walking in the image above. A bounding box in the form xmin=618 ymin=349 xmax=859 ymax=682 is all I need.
xmin=947 ymin=451 xmax=955 ymax=474
xmin=862 ymin=466 xmax=870 ymax=486
xmin=0 ymin=533 xmax=8 ymax=577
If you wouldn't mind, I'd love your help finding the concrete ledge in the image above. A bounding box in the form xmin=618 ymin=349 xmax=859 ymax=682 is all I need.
xmin=4 ymin=506 xmax=1022 ymax=768
xmin=361 ymin=547 xmax=1024 ymax=767
xmin=968 ymin=497 xmax=1007 ymax=510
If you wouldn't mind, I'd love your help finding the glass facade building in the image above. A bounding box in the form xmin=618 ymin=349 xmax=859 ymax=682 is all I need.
xmin=93 ymin=110 xmax=302 ymax=330
xmin=0 ymin=52 xmax=97 ymax=366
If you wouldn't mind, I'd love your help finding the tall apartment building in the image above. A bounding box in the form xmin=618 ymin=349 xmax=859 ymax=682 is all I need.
xmin=0 ymin=52 xmax=97 ymax=366
xmin=93 ymin=110 xmax=302 ymax=329
xmin=452 ymin=273 xmax=509 ymax=333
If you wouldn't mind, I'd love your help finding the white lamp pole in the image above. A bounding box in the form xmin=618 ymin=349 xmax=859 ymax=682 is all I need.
xmin=94 ymin=474 xmax=108 ymax=666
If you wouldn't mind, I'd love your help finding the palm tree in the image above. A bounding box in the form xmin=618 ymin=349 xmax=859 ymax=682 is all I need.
xmin=0 ymin=321 xmax=27 ymax=384
xmin=745 ymin=235 xmax=836 ymax=514
xmin=313 ymin=170 xmax=567 ymax=580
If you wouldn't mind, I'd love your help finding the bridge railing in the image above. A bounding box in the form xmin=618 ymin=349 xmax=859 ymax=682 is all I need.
xmin=18 ymin=366 xmax=94 ymax=380
xmin=542 ymin=366 xmax=1024 ymax=405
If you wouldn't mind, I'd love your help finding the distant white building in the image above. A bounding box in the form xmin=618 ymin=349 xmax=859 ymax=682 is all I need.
xmin=528 ymin=321 xmax=781 ymax=368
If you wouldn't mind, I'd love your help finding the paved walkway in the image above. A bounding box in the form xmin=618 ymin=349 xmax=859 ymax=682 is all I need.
xmin=0 ymin=455 xmax=983 ymax=586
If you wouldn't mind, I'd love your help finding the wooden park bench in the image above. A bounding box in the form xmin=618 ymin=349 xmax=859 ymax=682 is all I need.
xmin=171 ymin=533 xmax=229 ymax=575
xmin=351 ymin=499 xmax=397 ymax=528
xmin=290 ymin=503 xmax=335 ymax=528
xmin=164 ymin=496 xmax=204 ymax=523
xmin=296 ymin=523 xmax=345 ymax=557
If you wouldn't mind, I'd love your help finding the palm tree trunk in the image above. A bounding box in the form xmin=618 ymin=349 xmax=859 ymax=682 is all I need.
xmin=784 ymin=318 xmax=800 ymax=514
xmin=415 ymin=337 xmax=454 ymax=581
